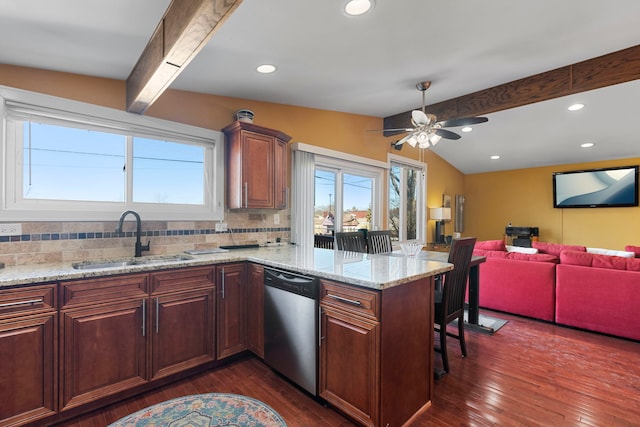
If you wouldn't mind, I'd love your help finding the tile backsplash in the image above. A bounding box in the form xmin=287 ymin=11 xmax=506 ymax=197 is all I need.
xmin=0 ymin=211 xmax=290 ymax=266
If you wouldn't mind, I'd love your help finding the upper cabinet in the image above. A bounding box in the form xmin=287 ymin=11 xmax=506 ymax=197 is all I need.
xmin=223 ymin=121 xmax=292 ymax=209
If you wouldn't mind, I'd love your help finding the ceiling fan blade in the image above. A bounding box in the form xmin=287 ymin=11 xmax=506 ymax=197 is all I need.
xmin=411 ymin=110 xmax=429 ymax=126
xmin=435 ymin=128 xmax=462 ymax=140
xmin=438 ymin=116 xmax=489 ymax=128
xmin=367 ymin=127 xmax=413 ymax=133
xmin=394 ymin=133 xmax=414 ymax=146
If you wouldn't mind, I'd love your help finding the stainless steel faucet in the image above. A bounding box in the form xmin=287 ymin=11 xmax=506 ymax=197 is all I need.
xmin=116 ymin=210 xmax=150 ymax=257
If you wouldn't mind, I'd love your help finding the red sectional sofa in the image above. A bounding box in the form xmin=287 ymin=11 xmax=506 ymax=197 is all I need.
xmin=473 ymin=240 xmax=640 ymax=341
xmin=555 ymin=250 xmax=640 ymax=341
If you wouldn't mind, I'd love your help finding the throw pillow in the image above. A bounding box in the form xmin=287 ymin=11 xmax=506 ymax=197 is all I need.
xmin=587 ymin=247 xmax=635 ymax=258
xmin=624 ymin=245 xmax=640 ymax=258
xmin=560 ymin=250 xmax=593 ymax=267
xmin=507 ymin=252 xmax=559 ymax=263
xmin=506 ymin=245 xmax=539 ymax=254
xmin=475 ymin=240 xmax=506 ymax=251
xmin=592 ymin=253 xmax=628 ymax=270
xmin=626 ymin=257 xmax=640 ymax=271
xmin=533 ymin=241 xmax=586 ymax=257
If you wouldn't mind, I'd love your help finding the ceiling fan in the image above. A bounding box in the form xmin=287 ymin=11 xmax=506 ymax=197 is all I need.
xmin=385 ymin=81 xmax=488 ymax=149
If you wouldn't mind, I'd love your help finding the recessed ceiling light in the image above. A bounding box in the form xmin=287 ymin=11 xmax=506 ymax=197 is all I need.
xmin=461 ymin=126 xmax=472 ymax=133
xmin=568 ymin=103 xmax=585 ymax=111
xmin=581 ymin=142 xmax=595 ymax=148
xmin=256 ymin=64 xmax=276 ymax=74
xmin=344 ymin=0 xmax=374 ymax=16
xmin=490 ymin=155 xmax=500 ymax=160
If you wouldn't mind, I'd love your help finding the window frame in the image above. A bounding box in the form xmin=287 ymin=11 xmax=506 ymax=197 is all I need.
xmin=388 ymin=153 xmax=426 ymax=242
xmin=0 ymin=85 xmax=224 ymax=221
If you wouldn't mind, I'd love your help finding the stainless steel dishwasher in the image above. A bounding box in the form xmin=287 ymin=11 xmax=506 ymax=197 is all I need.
xmin=263 ymin=267 xmax=319 ymax=396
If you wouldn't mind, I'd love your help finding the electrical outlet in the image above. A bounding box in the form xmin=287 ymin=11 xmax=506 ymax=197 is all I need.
xmin=215 ymin=222 xmax=228 ymax=232
xmin=0 ymin=223 xmax=22 ymax=236
xmin=273 ymin=213 xmax=280 ymax=225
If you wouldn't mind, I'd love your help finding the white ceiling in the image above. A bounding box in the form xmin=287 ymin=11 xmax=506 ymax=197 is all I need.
xmin=1 ymin=0 xmax=639 ymax=173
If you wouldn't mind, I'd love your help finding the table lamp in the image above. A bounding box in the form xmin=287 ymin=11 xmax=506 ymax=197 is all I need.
xmin=429 ymin=207 xmax=451 ymax=244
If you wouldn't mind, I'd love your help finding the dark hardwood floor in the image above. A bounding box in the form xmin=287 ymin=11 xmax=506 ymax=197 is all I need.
xmin=54 ymin=309 xmax=640 ymax=426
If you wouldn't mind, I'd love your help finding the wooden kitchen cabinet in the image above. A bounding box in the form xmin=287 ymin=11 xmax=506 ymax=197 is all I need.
xmin=319 ymin=277 xmax=434 ymax=427
xmin=319 ymin=280 xmax=380 ymax=427
xmin=149 ymin=267 xmax=215 ymax=381
xmin=246 ymin=263 xmax=264 ymax=358
xmin=223 ymin=120 xmax=291 ymax=209
xmin=216 ymin=263 xmax=247 ymax=359
xmin=59 ymin=274 xmax=149 ymax=411
xmin=0 ymin=284 xmax=57 ymax=426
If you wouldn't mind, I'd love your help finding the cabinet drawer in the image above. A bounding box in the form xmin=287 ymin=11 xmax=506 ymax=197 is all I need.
xmin=150 ymin=266 xmax=215 ymax=295
xmin=61 ymin=274 xmax=148 ymax=309
xmin=320 ymin=280 xmax=379 ymax=320
xmin=0 ymin=284 xmax=56 ymax=318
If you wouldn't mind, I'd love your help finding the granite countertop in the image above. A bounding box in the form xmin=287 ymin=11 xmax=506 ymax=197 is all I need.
xmin=0 ymin=246 xmax=453 ymax=291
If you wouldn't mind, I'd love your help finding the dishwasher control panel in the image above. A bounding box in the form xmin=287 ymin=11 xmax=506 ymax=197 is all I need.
xmin=264 ymin=267 xmax=318 ymax=299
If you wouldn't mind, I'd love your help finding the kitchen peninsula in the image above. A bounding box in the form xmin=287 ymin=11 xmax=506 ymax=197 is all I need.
xmin=0 ymin=246 xmax=452 ymax=427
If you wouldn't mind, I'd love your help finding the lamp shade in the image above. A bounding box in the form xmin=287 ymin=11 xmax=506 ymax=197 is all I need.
xmin=429 ymin=207 xmax=451 ymax=221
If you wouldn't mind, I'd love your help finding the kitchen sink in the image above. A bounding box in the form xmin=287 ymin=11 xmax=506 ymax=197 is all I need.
xmin=72 ymin=254 xmax=194 ymax=270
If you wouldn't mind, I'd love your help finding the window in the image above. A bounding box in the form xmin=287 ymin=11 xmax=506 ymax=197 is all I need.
xmin=1 ymin=86 xmax=224 ymax=221
xmin=388 ymin=154 xmax=425 ymax=242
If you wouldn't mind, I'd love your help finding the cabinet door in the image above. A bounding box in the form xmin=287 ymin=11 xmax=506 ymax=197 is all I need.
xmin=60 ymin=299 xmax=147 ymax=411
xmin=246 ymin=263 xmax=264 ymax=358
xmin=242 ymin=131 xmax=275 ymax=208
xmin=216 ymin=263 xmax=247 ymax=359
xmin=320 ymin=306 xmax=379 ymax=427
xmin=274 ymin=137 xmax=288 ymax=209
xmin=0 ymin=313 xmax=57 ymax=425
xmin=150 ymin=288 xmax=215 ymax=380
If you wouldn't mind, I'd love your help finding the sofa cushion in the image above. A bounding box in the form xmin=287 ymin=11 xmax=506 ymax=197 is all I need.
xmin=507 ymin=252 xmax=559 ymax=263
xmin=592 ymin=253 xmax=628 ymax=270
xmin=506 ymin=245 xmax=539 ymax=254
xmin=625 ymin=245 xmax=640 ymax=257
xmin=475 ymin=240 xmax=506 ymax=251
xmin=626 ymin=257 xmax=640 ymax=271
xmin=533 ymin=241 xmax=586 ymax=257
xmin=587 ymin=247 xmax=635 ymax=258
xmin=560 ymin=250 xmax=593 ymax=266
xmin=473 ymin=249 xmax=509 ymax=259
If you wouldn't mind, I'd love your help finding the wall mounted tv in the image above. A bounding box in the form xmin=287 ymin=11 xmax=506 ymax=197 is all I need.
xmin=553 ymin=165 xmax=639 ymax=208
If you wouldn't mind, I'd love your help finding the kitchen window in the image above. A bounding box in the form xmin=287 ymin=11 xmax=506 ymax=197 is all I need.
xmin=0 ymin=86 xmax=224 ymax=221
xmin=388 ymin=154 xmax=425 ymax=242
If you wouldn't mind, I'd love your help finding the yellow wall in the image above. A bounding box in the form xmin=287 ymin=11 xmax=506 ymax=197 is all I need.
xmin=465 ymin=159 xmax=640 ymax=249
xmin=0 ymin=64 xmax=464 ymax=239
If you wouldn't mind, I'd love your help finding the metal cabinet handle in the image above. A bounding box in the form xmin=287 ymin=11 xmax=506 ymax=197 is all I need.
xmin=318 ymin=306 xmax=324 ymax=348
xmin=244 ymin=182 xmax=248 ymax=208
xmin=142 ymin=300 xmax=146 ymax=337
xmin=0 ymin=298 xmax=43 ymax=308
xmin=155 ymin=297 xmax=159 ymax=334
xmin=327 ymin=294 xmax=362 ymax=306
xmin=221 ymin=268 xmax=225 ymax=299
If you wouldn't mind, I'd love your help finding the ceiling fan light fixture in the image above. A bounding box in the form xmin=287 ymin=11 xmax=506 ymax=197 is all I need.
xmin=344 ymin=0 xmax=374 ymax=16
xmin=429 ymin=134 xmax=442 ymax=145
xmin=406 ymin=135 xmax=418 ymax=147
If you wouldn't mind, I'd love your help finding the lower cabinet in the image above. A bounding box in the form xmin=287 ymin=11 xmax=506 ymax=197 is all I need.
xmin=59 ymin=266 xmax=216 ymax=412
xmin=319 ymin=280 xmax=380 ymax=427
xmin=216 ymin=263 xmax=247 ymax=359
xmin=59 ymin=274 xmax=149 ymax=411
xmin=150 ymin=268 xmax=216 ymax=380
xmin=246 ymin=263 xmax=264 ymax=358
xmin=0 ymin=284 xmax=57 ymax=426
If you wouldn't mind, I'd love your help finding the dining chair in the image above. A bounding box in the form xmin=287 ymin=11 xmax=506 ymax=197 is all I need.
xmin=434 ymin=237 xmax=476 ymax=375
xmin=334 ymin=231 xmax=367 ymax=253
xmin=366 ymin=230 xmax=393 ymax=254
xmin=314 ymin=234 xmax=335 ymax=249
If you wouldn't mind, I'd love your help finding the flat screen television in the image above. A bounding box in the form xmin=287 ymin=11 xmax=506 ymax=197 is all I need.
xmin=553 ymin=165 xmax=639 ymax=208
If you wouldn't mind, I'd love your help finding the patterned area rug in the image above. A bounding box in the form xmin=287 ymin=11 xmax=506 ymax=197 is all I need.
xmin=108 ymin=393 xmax=287 ymax=427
